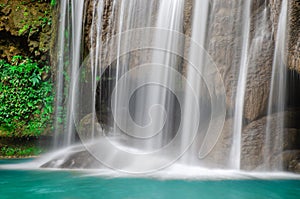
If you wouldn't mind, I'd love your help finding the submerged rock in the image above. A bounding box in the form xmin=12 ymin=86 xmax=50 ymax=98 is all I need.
xmin=41 ymin=150 xmax=102 ymax=169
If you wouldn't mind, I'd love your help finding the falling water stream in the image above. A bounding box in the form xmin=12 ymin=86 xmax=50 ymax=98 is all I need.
xmin=29 ymin=0 xmax=292 ymax=174
xmin=231 ymin=0 xmax=252 ymax=170
xmin=264 ymin=0 xmax=288 ymax=170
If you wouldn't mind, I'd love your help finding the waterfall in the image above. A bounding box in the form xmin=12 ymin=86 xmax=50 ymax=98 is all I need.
xmin=231 ymin=0 xmax=252 ymax=170
xmin=48 ymin=0 xmax=290 ymax=173
xmin=53 ymin=0 xmax=68 ymax=148
xmin=53 ymin=0 xmax=85 ymax=147
xmin=264 ymin=0 xmax=288 ymax=170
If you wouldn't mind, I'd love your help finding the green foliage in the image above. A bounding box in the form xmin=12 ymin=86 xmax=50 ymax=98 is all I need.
xmin=0 ymin=56 xmax=53 ymax=137
xmin=0 ymin=146 xmax=42 ymax=156
xmin=50 ymin=0 xmax=56 ymax=7
xmin=39 ymin=16 xmax=52 ymax=28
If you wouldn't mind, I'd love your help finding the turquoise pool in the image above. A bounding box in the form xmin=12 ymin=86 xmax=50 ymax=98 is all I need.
xmin=0 ymin=160 xmax=300 ymax=199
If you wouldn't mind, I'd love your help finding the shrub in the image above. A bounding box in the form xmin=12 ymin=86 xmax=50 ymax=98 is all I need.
xmin=0 ymin=146 xmax=42 ymax=156
xmin=0 ymin=56 xmax=53 ymax=137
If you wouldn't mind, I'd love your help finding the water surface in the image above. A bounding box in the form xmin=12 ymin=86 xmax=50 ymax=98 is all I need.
xmin=0 ymin=160 xmax=299 ymax=199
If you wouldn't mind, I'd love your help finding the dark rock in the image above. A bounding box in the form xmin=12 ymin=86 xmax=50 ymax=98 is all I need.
xmin=282 ymin=150 xmax=300 ymax=173
xmin=41 ymin=150 xmax=102 ymax=169
xmin=283 ymin=129 xmax=300 ymax=150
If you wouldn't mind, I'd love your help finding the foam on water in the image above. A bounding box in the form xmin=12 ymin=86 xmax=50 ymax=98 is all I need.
xmin=1 ymin=144 xmax=299 ymax=180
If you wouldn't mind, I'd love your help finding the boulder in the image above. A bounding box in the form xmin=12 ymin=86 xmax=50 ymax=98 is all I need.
xmin=77 ymin=113 xmax=104 ymax=141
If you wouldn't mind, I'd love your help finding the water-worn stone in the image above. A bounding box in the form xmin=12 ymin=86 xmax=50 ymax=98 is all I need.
xmin=41 ymin=149 xmax=102 ymax=169
xmin=78 ymin=113 xmax=104 ymax=141
xmin=241 ymin=111 xmax=300 ymax=171
xmin=206 ymin=0 xmax=278 ymax=122
xmin=202 ymin=119 xmax=234 ymax=169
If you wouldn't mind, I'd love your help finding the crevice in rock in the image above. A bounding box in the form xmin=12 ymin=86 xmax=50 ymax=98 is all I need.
xmin=0 ymin=30 xmax=30 ymax=60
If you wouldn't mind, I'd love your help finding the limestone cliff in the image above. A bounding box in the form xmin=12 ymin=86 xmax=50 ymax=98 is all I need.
xmin=0 ymin=0 xmax=54 ymax=62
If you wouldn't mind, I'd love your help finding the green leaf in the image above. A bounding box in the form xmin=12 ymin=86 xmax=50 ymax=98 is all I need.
xmin=0 ymin=56 xmax=53 ymax=137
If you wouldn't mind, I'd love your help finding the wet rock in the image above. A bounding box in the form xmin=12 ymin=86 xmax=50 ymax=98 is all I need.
xmin=41 ymin=150 xmax=102 ymax=169
xmin=59 ymin=151 xmax=102 ymax=169
xmin=283 ymin=129 xmax=300 ymax=150
xmin=201 ymin=119 xmax=234 ymax=169
xmin=241 ymin=111 xmax=300 ymax=171
xmin=203 ymin=0 xmax=300 ymax=122
xmin=77 ymin=113 xmax=104 ymax=141
xmin=288 ymin=0 xmax=300 ymax=73
xmin=282 ymin=150 xmax=300 ymax=173
xmin=78 ymin=0 xmax=300 ymax=173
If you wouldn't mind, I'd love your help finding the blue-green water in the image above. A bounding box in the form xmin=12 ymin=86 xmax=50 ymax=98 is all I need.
xmin=0 ymin=160 xmax=300 ymax=199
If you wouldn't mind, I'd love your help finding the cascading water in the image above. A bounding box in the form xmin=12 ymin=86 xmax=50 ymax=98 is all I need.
xmin=53 ymin=0 xmax=85 ymax=147
xmin=264 ymin=0 xmax=288 ymax=170
xmin=231 ymin=0 xmax=252 ymax=170
xmin=44 ymin=0 xmax=292 ymax=174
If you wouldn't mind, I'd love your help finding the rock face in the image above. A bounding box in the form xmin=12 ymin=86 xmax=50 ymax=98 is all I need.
xmin=241 ymin=111 xmax=300 ymax=171
xmin=84 ymin=0 xmax=292 ymax=123
xmin=0 ymin=0 xmax=54 ymax=62
xmin=203 ymin=0 xmax=299 ymax=122
xmin=68 ymin=0 xmax=300 ymax=172
xmin=205 ymin=0 xmax=276 ymax=122
xmin=288 ymin=0 xmax=300 ymax=73
xmin=77 ymin=113 xmax=103 ymax=141
xmin=199 ymin=0 xmax=300 ymax=172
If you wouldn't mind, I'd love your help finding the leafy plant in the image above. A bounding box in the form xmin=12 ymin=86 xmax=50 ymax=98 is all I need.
xmin=0 ymin=56 xmax=53 ymax=137
xmin=0 ymin=146 xmax=42 ymax=156
xmin=1 ymin=146 xmax=15 ymax=156
xmin=50 ymin=0 xmax=56 ymax=7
